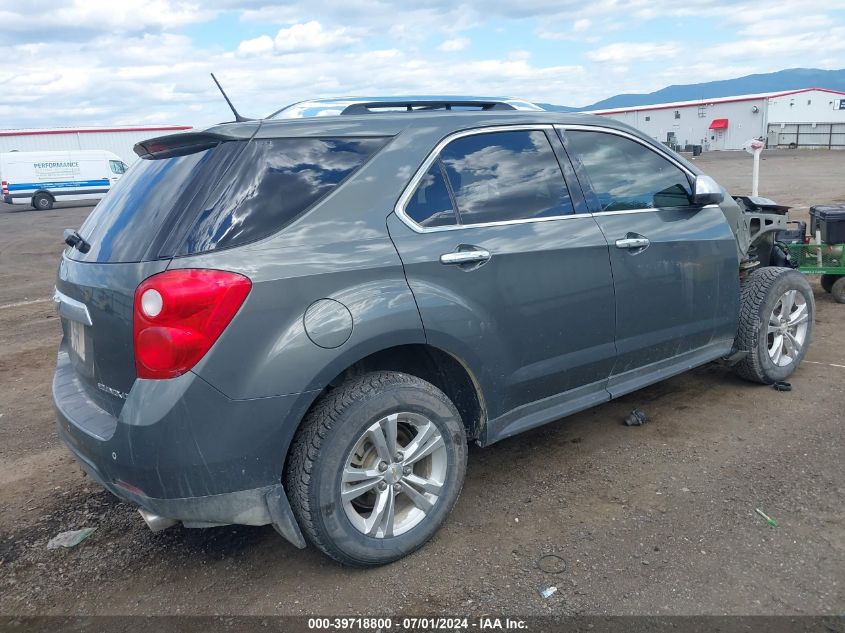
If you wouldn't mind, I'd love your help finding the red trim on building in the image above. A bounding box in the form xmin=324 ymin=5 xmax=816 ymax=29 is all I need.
xmin=708 ymin=118 xmax=729 ymax=130
xmin=0 ymin=126 xmax=192 ymax=138
xmin=591 ymin=87 xmax=845 ymax=116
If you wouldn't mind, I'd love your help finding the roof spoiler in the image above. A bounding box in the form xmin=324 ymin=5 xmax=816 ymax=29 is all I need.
xmin=134 ymin=132 xmax=230 ymax=159
xmin=340 ymin=100 xmax=518 ymax=115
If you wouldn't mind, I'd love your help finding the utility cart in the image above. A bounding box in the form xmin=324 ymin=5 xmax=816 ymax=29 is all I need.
xmin=778 ymin=205 xmax=845 ymax=303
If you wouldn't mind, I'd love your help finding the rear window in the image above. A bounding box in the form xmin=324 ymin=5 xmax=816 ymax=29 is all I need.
xmin=176 ymin=137 xmax=388 ymax=256
xmin=73 ymin=136 xmax=387 ymax=263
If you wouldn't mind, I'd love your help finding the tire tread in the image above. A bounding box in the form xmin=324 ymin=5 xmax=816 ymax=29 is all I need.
xmin=733 ymin=266 xmax=811 ymax=383
xmin=285 ymin=371 xmax=449 ymax=565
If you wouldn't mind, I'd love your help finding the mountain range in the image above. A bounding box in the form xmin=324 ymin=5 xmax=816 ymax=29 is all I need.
xmin=538 ymin=68 xmax=845 ymax=112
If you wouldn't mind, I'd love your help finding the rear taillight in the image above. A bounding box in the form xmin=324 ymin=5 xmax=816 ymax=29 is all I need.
xmin=1 ymin=181 xmax=8 ymax=196
xmin=133 ymin=269 xmax=251 ymax=380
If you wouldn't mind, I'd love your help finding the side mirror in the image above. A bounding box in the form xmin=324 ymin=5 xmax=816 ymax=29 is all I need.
xmin=691 ymin=174 xmax=724 ymax=206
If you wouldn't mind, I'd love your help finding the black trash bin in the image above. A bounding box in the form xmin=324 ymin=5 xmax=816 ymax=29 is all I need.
xmin=810 ymin=205 xmax=845 ymax=244
xmin=692 ymin=145 xmax=702 ymax=156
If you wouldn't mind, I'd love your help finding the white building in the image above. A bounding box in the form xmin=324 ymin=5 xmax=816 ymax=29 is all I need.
xmin=0 ymin=125 xmax=192 ymax=164
xmin=589 ymin=88 xmax=845 ymax=151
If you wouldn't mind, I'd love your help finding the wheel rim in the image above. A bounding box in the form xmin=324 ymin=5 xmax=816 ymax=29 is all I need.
xmin=341 ymin=412 xmax=447 ymax=538
xmin=767 ymin=289 xmax=809 ymax=367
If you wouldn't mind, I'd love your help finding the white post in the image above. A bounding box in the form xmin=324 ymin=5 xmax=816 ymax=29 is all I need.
xmin=752 ymin=148 xmax=761 ymax=197
xmin=744 ymin=139 xmax=765 ymax=198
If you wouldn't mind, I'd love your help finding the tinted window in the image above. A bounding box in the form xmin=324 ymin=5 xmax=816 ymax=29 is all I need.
xmin=74 ymin=145 xmax=228 ymax=262
xmin=73 ymin=137 xmax=386 ymax=263
xmin=179 ymin=137 xmax=387 ymax=255
xmin=439 ymin=130 xmax=573 ymax=224
xmin=565 ymin=130 xmax=692 ymax=211
xmin=405 ymin=161 xmax=457 ymax=227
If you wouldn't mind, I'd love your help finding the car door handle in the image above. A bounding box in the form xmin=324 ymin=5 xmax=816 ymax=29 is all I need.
xmin=615 ymin=237 xmax=650 ymax=249
xmin=440 ymin=247 xmax=491 ymax=265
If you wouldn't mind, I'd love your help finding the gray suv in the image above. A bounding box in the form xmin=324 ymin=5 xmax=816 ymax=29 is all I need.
xmin=53 ymin=98 xmax=814 ymax=566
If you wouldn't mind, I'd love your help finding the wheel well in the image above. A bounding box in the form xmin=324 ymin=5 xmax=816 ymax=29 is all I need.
xmin=32 ymin=190 xmax=54 ymax=203
xmin=323 ymin=344 xmax=486 ymax=442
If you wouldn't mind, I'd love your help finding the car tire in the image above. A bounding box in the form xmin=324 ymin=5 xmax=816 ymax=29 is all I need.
xmin=285 ymin=371 xmax=467 ymax=567
xmin=33 ymin=193 xmax=53 ymax=210
xmin=820 ymin=274 xmax=838 ymax=294
xmin=733 ymin=266 xmax=814 ymax=384
xmin=831 ymin=276 xmax=845 ymax=304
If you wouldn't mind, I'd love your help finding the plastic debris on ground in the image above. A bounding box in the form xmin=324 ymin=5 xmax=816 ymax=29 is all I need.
xmin=47 ymin=527 xmax=97 ymax=550
xmin=539 ymin=586 xmax=558 ymax=599
xmin=623 ymin=408 xmax=649 ymax=426
xmin=755 ymin=508 xmax=778 ymax=527
xmin=772 ymin=381 xmax=792 ymax=392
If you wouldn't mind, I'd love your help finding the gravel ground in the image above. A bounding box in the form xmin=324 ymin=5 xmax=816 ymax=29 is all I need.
xmin=0 ymin=150 xmax=843 ymax=616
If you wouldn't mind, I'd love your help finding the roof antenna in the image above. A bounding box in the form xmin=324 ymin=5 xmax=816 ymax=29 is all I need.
xmin=210 ymin=73 xmax=252 ymax=122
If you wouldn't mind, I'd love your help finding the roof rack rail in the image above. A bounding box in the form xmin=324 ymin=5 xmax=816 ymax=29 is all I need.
xmin=340 ymin=100 xmax=518 ymax=115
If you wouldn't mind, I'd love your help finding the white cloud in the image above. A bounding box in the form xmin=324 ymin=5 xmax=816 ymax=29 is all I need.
xmin=0 ymin=0 xmax=842 ymax=128
xmin=586 ymin=42 xmax=681 ymax=63
xmin=237 ymin=35 xmax=274 ymax=57
xmin=273 ymin=20 xmax=358 ymax=53
xmin=438 ymin=37 xmax=471 ymax=52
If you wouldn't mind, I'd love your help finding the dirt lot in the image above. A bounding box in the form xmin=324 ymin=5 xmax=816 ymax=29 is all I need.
xmin=0 ymin=150 xmax=843 ymax=617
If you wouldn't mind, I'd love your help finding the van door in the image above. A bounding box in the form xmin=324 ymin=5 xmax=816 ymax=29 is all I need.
xmin=388 ymin=126 xmax=616 ymax=442
xmin=558 ymin=126 xmax=739 ymax=398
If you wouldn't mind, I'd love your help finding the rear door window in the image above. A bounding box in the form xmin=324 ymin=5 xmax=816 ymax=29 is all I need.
xmin=439 ymin=130 xmax=574 ymax=224
xmin=404 ymin=162 xmax=458 ymax=228
xmin=564 ymin=130 xmax=693 ymax=211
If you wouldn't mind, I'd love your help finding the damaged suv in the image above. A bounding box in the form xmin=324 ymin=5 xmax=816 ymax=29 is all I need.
xmin=53 ymin=97 xmax=813 ymax=566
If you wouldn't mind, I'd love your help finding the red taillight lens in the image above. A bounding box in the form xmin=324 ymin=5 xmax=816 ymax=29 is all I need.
xmin=1 ymin=181 xmax=8 ymax=195
xmin=133 ymin=269 xmax=251 ymax=379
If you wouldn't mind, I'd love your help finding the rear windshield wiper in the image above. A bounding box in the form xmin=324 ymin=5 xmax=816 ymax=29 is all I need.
xmin=64 ymin=229 xmax=91 ymax=254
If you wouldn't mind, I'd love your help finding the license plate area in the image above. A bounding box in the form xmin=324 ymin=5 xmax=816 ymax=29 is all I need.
xmin=69 ymin=320 xmax=87 ymax=363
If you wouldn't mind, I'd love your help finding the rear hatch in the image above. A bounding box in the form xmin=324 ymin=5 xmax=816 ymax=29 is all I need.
xmin=56 ymin=129 xmax=389 ymax=414
xmin=56 ymin=133 xmax=245 ymax=414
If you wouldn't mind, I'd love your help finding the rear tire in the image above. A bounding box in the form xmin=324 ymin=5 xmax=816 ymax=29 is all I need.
xmin=285 ymin=371 xmax=467 ymax=567
xmin=831 ymin=277 xmax=845 ymax=304
xmin=733 ymin=267 xmax=814 ymax=384
xmin=32 ymin=193 xmax=53 ymax=210
xmin=820 ymin=274 xmax=838 ymax=294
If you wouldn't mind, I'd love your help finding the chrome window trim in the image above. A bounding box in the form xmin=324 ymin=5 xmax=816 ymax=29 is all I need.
xmin=554 ymin=123 xmax=697 ymax=181
xmin=394 ymin=123 xmax=712 ymax=233
xmin=394 ymin=124 xmax=591 ymax=234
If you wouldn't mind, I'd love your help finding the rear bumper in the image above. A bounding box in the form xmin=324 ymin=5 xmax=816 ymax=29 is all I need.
xmin=2 ymin=195 xmax=12 ymax=204
xmin=53 ymin=345 xmax=316 ymax=547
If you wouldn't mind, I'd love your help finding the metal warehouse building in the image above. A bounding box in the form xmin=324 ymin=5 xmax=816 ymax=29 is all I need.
xmin=591 ymin=88 xmax=845 ymax=151
xmin=0 ymin=125 xmax=192 ymax=164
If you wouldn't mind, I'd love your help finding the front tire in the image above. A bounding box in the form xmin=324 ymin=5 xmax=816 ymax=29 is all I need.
xmin=733 ymin=267 xmax=814 ymax=384
xmin=285 ymin=371 xmax=467 ymax=567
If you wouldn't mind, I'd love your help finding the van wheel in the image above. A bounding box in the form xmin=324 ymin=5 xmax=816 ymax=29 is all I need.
xmin=733 ymin=267 xmax=814 ymax=384
xmin=285 ymin=371 xmax=467 ymax=567
xmin=33 ymin=193 xmax=53 ymax=210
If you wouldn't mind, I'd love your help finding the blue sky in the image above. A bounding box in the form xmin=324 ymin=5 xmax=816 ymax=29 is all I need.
xmin=1 ymin=0 xmax=844 ymax=128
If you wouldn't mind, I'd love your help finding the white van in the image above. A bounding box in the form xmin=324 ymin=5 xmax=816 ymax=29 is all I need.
xmin=0 ymin=150 xmax=128 ymax=210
